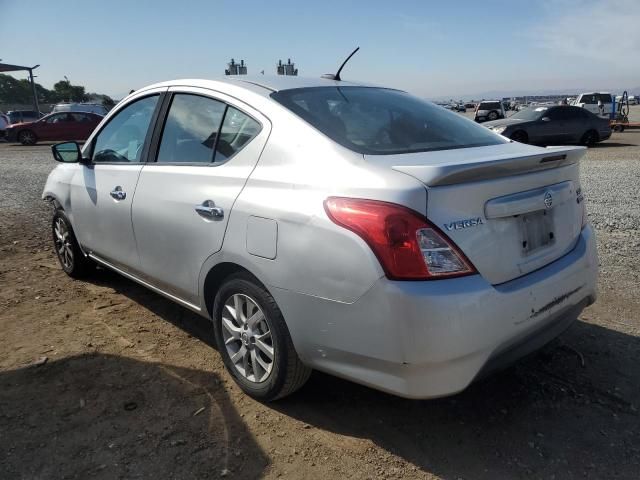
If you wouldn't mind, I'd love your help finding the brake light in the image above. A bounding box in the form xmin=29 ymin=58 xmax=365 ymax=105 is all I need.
xmin=324 ymin=197 xmax=476 ymax=280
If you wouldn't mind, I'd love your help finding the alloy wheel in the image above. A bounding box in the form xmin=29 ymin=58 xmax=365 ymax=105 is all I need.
xmin=19 ymin=131 xmax=35 ymax=145
xmin=221 ymin=293 xmax=274 ymax=383
xmin=54 ymin=217 xmax=74 ymax=270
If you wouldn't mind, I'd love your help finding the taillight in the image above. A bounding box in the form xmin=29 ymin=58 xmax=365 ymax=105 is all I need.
xmin=324 ymin=197 xmax=477 ymax=280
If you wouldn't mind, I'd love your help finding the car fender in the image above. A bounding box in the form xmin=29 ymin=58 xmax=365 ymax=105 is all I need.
xmin=42 ymin=164 xmax=77 ymax=222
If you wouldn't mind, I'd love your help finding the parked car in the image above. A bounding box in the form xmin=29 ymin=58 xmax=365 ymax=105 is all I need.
xmin=7 ymin=110 xmax=43 ymax=124
xmin=0 ymin=112 xmax=9 ymax=139
xmin=464 ymin=102 xmax=476 ymax=109
xmin=474 ymin=100 xmax=505 ymax=122
xmin=5 ymin=111 xmax=103 ymax=145
xmin=483 ymin=105 xmax=611 ymax=146
xmin=52 ymin=102 xmax=109 ymax=116
xmin=43 ymin=77 xmax=598 ymax=401
xmin=452 ymin=103 xmax=466 ymax=112
xmin=572 ymin=92 xmax=612 ymax=117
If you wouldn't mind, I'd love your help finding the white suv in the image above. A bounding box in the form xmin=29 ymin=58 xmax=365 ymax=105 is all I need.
xmin=474 ymin=100 xmax=506 ymax=123
xmin=572 ymin=92 xmax=612 ymax=117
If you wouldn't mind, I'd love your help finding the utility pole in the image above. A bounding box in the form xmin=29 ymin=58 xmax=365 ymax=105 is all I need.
xmin=28 ymin=65 xmax=40 ymax=113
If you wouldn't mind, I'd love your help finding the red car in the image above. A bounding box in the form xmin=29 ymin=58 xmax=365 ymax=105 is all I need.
xmin=5 ymin=111 xmax=103 ymax=145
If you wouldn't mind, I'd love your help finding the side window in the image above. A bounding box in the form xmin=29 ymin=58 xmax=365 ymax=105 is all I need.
xmin=214 ymin=107 xmax=261 ymax=163
xmin=46 ymin=113 xmax=68 ymax=124
xmin=71 ymin=113 xmax=91 ymax=122
xmin=548 ymin=108 xmax=574 ymax=120
xmin=92 ymin=95 xmax=159 ymax=163
xmin=156 ymin=94 xmax=226 ymax=164
xmin=599 ymin=93 xmax=612 ymax=103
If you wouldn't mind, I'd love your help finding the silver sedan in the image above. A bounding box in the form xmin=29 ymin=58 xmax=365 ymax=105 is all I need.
xmin=43 ymin=76 xmax=598 ymax=400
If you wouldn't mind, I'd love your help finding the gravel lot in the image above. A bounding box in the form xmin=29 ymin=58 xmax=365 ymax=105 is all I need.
xmin=1 ymin=123 xmax=639 ymax=479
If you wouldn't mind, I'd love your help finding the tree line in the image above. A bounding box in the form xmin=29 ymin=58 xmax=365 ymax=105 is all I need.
xmin=0 ymin=74 xmax=115 ymax=107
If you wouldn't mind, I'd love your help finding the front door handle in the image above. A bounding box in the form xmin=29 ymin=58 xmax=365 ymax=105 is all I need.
xmin=110 ymin=186 xmax=126 ymax=200
xmin=195 ymin=200 xmax=224 ymax=219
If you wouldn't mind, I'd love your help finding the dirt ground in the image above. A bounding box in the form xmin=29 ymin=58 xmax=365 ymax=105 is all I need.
xmin=1 ymin=130 xmax=639 ymax=479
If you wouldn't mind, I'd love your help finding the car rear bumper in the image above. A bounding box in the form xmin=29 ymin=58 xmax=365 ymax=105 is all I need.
xmin=273 ymin=225 xmax=598 ymax=399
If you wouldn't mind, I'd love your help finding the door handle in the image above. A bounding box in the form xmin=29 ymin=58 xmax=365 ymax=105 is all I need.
xmin=110 ymin=186 xmax=126 ymax=200
xmin=195 ymin=200 xmax=224 ymax=219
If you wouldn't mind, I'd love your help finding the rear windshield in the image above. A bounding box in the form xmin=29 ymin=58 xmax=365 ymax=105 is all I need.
xmin=271 ymin=87 xmax=504 ymax=155
xmin=478 ymin=102 xmax=501 ymax=110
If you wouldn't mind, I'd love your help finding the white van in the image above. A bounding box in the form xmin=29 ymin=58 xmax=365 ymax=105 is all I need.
xmin=572 ymin=92 xmax=612 ymax=117
xmin=51 ymin=103 xmax=108 ymax=116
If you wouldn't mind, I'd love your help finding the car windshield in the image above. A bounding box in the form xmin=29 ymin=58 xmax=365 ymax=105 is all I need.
xmin=510 ymin=107 xmax=546 ymax=121
xmin=271 ymin=87 xmax=505 ymax=155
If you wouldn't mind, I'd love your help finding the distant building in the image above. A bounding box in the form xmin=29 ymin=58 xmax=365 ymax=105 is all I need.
xmin=277 ymin=59 xmax=298 ymax=76
xmin=225 ymin=59 xmax=247 ymax=75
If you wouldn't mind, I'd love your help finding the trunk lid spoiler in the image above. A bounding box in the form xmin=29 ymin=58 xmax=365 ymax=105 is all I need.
xmin=365 ymin=143 xmax=586 ymax=187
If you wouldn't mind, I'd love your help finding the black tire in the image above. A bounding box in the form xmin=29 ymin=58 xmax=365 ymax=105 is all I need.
xmin=18 ymin=129 xmax=37 ymax=145
xmin=487 ymin=111 xmax=499 ymax=121
xmin=52 ymin=209 xmax=94 ymax=278
xmin=580 ymin=129 xmax=599 ymax=147
xmin=212 ymin=272 xmax=311 ymax=401
xmin=510 ymin=130 xmax=529 ymax=144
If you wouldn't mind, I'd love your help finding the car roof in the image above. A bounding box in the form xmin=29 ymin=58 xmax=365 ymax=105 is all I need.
xmin=139 ymin=75 xmax=382 ymax=98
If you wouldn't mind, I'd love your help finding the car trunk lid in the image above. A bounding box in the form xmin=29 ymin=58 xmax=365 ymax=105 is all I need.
xmin=365 ymin=143 xmax=586 ymax=284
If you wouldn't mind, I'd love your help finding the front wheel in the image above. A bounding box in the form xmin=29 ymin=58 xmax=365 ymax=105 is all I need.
xmin=510 ymin=130 xmax=529 ymax=144
xmin=580 ymin=130 xmax=599 ymax=147
xmin=18 ymin=130 xmax=37 ymax=145
xmin=52 ymin=210 xmax=94 ymax=278
xmin=213 ymin=273 xmax=311 ymax=401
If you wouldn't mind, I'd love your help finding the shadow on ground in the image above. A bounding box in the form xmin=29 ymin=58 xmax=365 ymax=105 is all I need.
xmin=276 ymin=320 xmax=640 ymax=479
xmin=79 ymin=268 xmax=639 ymax=479
xmin=0 ymin=354 xmax=268 ymax=479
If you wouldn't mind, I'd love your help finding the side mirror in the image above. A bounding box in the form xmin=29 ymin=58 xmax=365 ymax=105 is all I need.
xmin=52 ymin=141 xmax=83 ymax=163
xmin=541 ymin=116 xmax=551 ymax=122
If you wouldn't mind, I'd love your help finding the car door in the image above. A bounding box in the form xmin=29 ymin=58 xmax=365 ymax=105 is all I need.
xmin=37 ymin=113 xmax=69 ymax=140
xmin=532 ymin=107 xmax=566 ymax=145
xmin=70 ymin=91 xmax=164 ymax=272
xmin=70 ymin=112 xmax=99 ymax=140
xmin=131 ymin=87 xmax=270 ymax=305
xmin=561 ymin=107 xmax=588 ymax=143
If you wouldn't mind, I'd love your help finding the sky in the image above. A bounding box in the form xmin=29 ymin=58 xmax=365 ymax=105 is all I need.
xmin=1 ymin=0 xmax=639 ymax=100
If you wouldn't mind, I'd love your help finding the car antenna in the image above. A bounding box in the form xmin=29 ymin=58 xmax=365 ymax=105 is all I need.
xmin=322 ymin=47 xmax=360 ymax=81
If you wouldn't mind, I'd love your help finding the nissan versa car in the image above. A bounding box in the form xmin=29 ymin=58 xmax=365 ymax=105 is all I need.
xmin=43 ymin=77 xmax=598 ymax=401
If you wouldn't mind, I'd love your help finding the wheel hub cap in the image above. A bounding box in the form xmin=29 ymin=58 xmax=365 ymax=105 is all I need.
xmin=54 ymin=218 xmax=73 ymax=270
xmin=221 ymin=293 xmax=274 ymax=383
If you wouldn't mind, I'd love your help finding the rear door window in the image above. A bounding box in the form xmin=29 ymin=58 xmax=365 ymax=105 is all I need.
xmin=480 ymin=102 xmax=501 ymax=110
xmin=598 ymin=93 xmax=612 ymax=103
xmin=156 ymin=94 xmax=226 ymax=164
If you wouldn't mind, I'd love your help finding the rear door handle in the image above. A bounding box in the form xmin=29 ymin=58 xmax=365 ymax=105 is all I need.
xmin=110 ymin=186 xmax=126 ymax=200
xmin=195 ymin=200 xmax=224 ymax=219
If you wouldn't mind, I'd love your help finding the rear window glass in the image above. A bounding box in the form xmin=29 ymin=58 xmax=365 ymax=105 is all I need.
xmin=271 ymin=87 xmax=504 ymax=155
xmin=479 ymin=102 xmax=501 ymax=110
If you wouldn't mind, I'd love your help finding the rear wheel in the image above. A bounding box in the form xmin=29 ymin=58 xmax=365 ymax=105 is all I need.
xmin=580 ymin=129 xmax=598 ymax=147
xmin=510 ymin=130 xmax=529 ymax=144
xmin=52 ymin=210 xmax=94 ymax=278
xmin=487 ymin=111 xmax=499 ymax=121
xmin=18 ymin=130 xmax=37 ymax=145
xmin=213 ymin=272 xmax=311 ymax=401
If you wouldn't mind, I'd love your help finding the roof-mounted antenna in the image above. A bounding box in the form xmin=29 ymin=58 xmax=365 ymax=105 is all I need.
xmin=322 ymin=47 xmax=360 ymax=81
